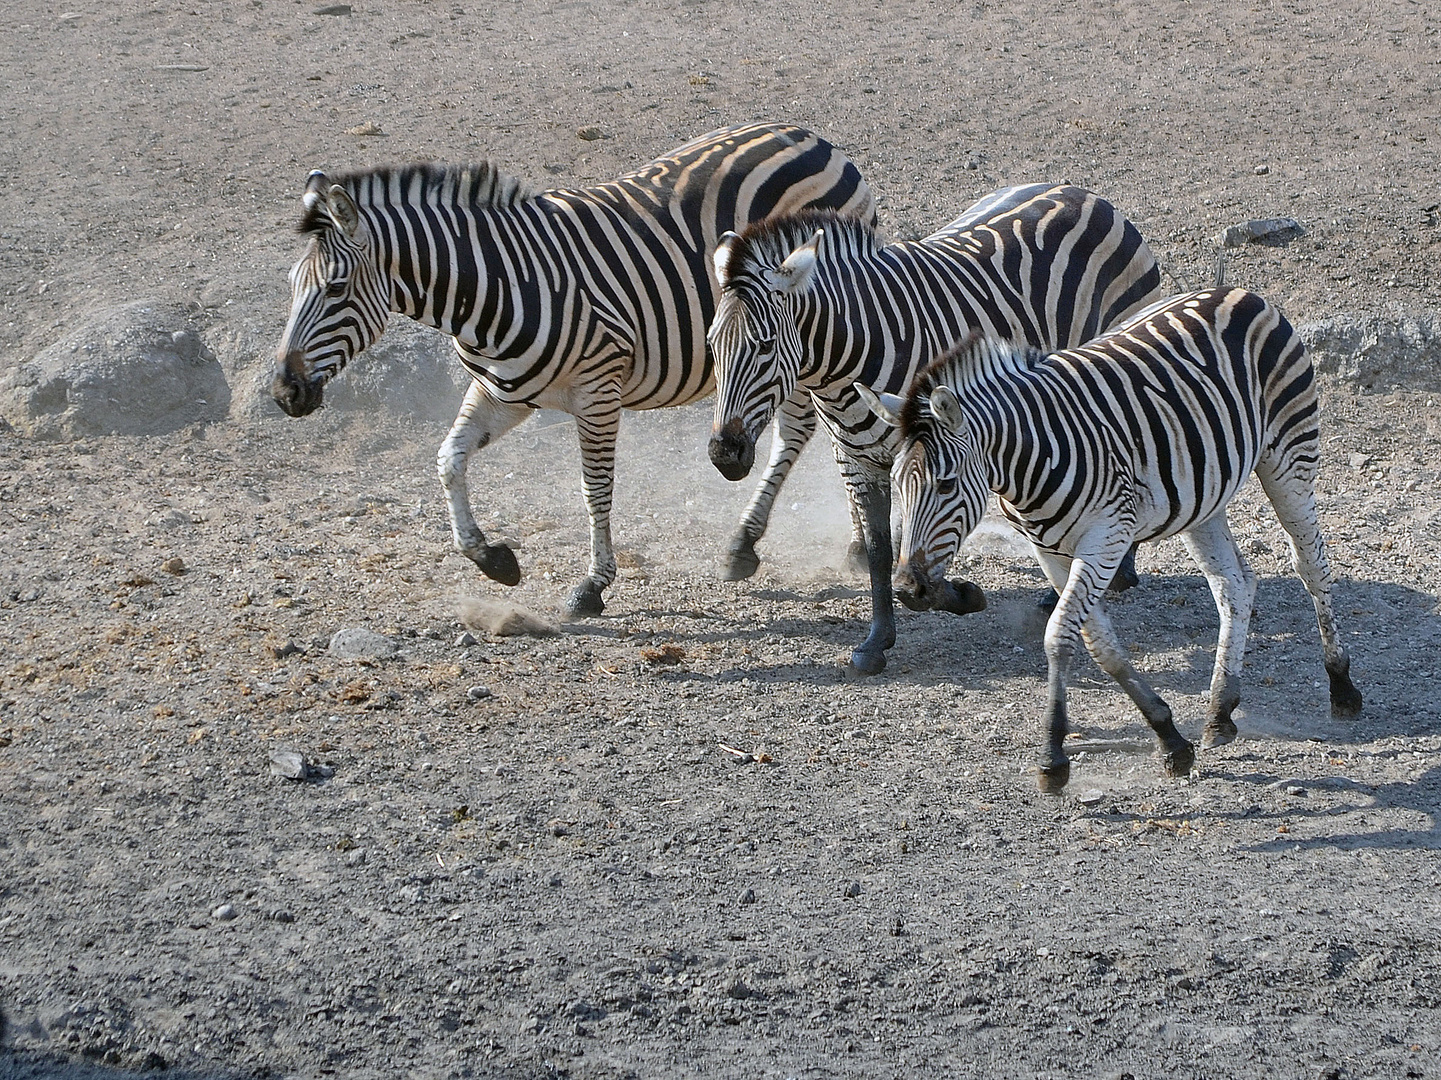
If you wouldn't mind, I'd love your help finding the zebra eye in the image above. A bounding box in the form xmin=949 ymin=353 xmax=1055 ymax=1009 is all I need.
xmin=936 ymin=476 xmax=959 ymax=496
xmin=751 ymin=336 xmax=775 ymax=353
xmin=324 ymin=280 xmax=347 ymax=298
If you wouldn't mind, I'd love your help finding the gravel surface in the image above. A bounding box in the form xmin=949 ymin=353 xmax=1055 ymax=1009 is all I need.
xmin=2 ymin=1 xmax=1440 ymax=1078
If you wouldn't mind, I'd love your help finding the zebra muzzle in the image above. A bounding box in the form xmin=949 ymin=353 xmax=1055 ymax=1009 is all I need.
xmin=708 ymin=420 xmax=756 ymax=482
xmin=271 ymin=351 xmax=326 ymax=418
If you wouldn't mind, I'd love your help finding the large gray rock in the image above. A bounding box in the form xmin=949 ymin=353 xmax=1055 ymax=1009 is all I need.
xmin=1299 ymin=313 xmax=1441 ymax=392
xmin=0 ymin=302 xmax=229 ymax=439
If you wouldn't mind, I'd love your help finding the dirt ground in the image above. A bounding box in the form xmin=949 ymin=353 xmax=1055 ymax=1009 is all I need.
xmin=3 ymin=1 xmax=1441 ymax=1078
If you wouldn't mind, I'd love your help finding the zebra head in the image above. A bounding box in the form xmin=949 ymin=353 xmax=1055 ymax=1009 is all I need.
xmin=859 ymin=376 xmax=989 ymax=612
xmin=706 ymin=222 xmax=824 ymax=481
xmin=272 ymin=171 xmax=391 ymax=417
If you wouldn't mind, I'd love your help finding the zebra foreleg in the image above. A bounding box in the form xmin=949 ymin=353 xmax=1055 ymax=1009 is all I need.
xmin=566 ymin=396 xmax=624 ymax=618
xmin=722 ymin=390 xmax=819 ymax=581
xmin=1180 ymin=517 xmax=1257 ymax=749
xmin=847 ymin=472 xmax=897 ymax=677
xmin=438 ymin=381 xmax=532 ymax=586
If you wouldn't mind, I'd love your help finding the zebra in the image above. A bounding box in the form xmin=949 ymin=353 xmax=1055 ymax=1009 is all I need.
xmin=857 ymin=288 xmax=1363 ymax=793
xmin=271 ymin=123 xmax=877 ymax=616
xmin=705 ymin=184 xmax=1162 ymax=676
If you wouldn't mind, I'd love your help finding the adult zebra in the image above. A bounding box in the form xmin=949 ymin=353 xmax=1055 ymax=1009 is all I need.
xmin=272 ymin=123 xmax=876 ymax=615
xmin=706 ymin=184 xmax=1161 ymax=675
xmin=860 ymin=289 xmax=1362 ymax=792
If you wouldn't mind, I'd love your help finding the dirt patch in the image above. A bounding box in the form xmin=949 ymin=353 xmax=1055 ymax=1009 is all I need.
xmin=2 ymin=1 xmax=1440 ymax=1078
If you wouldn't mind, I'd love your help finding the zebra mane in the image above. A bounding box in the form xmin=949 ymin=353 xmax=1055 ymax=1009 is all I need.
xmin=296 ymin=162 xmax=537 ymax=234
xmin=899 ymin=334 xmax=1046 ymax=437
xmin=720 ymin=209 xmax=882 ymax=281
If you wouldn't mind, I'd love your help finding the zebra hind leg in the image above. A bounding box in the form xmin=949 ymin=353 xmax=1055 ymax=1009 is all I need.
xmin=1256 ymin=456 xmax=1363 ymax=718
xmin=437 ymin=381 xmax=532 ymax=586
xmin=567 ymin=395 xmax=624 ymax=618
xmin=1180 ymin=516 xmax=1257 ymax=749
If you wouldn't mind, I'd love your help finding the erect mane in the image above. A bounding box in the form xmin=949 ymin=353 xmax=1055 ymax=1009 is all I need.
xmin=719 ymin=209 xmax=883 ymax=282
xmin=296 ymin=162 xmax=536 ymax=234
xmin=898 ymin=333 xmax=1046 ymax=437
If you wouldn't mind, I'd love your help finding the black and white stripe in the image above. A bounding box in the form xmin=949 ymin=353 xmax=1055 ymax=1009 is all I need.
xmin=272 ymin=123 xmax=876 ymax=614
xmin=870 ymin=288 xmax=1362 ymax=791
xmin=706 ymin=184 xmax=1161 ymax=674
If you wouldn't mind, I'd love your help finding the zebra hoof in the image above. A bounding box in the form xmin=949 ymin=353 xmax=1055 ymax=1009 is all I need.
xmin=845 ymin=540 xmax=869 ymax=574
xmin=934 ymin=579 xmax=987 ymax=616
xmin=1201 ymin=718 xmax=1237 ymax=750
xmin=721 ymin=537 xmax=760 ymax=581
xmin=477 ymin=543 xmax=521 ymax=587
xmin=1036 ymin=759 xmax=1071 ymax=794
xmin=565 ymin=581 xmax=605 ymax=618
xmin=1162 ymin=740 xmax=1196 ymax=778
xmin=1108 ymin=550 xmax=1140 ymax=594
xmin=1329 ymin=673 xmax=1362 ymax=719
xmin=846 ymin=647 xmax=887 ymax=678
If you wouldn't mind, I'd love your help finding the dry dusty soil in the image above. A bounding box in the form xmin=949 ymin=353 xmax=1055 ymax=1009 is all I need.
xmin=3 ymin=1 xmax=1441 ymax=1078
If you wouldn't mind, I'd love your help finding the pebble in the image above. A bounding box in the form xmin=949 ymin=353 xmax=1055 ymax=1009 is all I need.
xmin=466 ymin=685 xmax=492 ymax=701
xmin=843 ymin=880 xmax=862 ymax=898
xmin=738 ymin=887 xmax=757 ymax=905
xmin=267 ymin=748 xmax=308 ymax=781
xmin=1218 ymin=216 xmax=1304 ymax=248
xmin=346 ymin=849 xmax=367 ymax=867
xmin=269 ymin=640 xmax=303 ymax=660
xmin=1254 ymin=164 xmax=1270 ymax=175
xmin=576 ymin=125 xmax=605 ymax=141
xmin=454 ymin=631 xmax=477 ymax=647
xmin=212 ymin=903 xmax=237 ymax=922
xmin=1077 ymin=790 xmax=1105 ymax=807
xmin=328 ymin=627 xmax=397 ymax=660
xmin=1286 ymin=785 xmax=1308 ymax=797
xmin=161 ymin=557 xmax=185 ymax=575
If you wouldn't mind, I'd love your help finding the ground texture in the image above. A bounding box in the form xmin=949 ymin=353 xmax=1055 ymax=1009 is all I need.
xmin=2 ymin=1 xmax=1440 ymax=1078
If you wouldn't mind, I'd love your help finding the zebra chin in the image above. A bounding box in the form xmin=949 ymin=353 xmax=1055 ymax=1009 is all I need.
xmin=708 ymin=423 xmax=756 ymax=482
xmin=895 ymin=562 xmax=987 ymax=616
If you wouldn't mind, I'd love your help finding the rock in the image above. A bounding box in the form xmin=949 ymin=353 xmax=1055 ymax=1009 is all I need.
xmin=724 ymin=976 xmax=752 ymax=1000
xmin=466 ymin=684 xmax=492 ymax=701
xmin=268 ymin=748 xmax=308 ymax=780
xmin=302 ymin=316 xmax=467 ymax=424
xmin=455 ymin=631 xmax=478 ymax=647
xmin=576 ymin=125 xmax=605 ymax=141
xmin=1254 ymin=164 xmax=1269 ymax=175
xmin=328 ymin=627 xmax=398 ymax=659
xmin=212 ymin=903 xmax=237 ymax=921
xmin=269 ymin=640 xmax=303 ymax=660
xmin=738 ymin=887 xmax=757 ymax=905
xmin=0 ymin=301 xmax=229 ymax=439
xmin=843 ymin=880 xmax=862 ymax=898
xmin=160 ymin=557 xmax=186 ymax=575
xmin=1299 ymin=313 xmax=1441 ymax=391
xmin=1077 ymin=789 xmax=1105 ymax=807
xmin=1217 ymin=217 xmax=1304 ymax=247
xmin=1347 ymin=452 xmax=1373 ymax=469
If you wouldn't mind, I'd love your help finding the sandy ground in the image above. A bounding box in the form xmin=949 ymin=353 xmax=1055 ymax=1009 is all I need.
xmin=3 ymin=1 xmax=1441 ymax=1078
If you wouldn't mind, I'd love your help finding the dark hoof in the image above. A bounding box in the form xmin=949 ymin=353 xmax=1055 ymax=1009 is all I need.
xmin=1108 ymin=551 xmax=1140 ymax=595
xmin=897 ymin=589 xmax=931 ymax=612
xmin=846 ymin=647 xmax=887 ymax=678
xmin=1162 ymin=740 xmax=1196 ymax=778
xmin=1201 ymin=719 xmax=1237 ymax=750
xmin=845 ymin=540 xmax=869 ymax=574
xmin=721 ymin=538 xmax=760 ymax=581
xmin=934 ymin=579 xmax=987 ymax=616
xmin=566 ymin=581 xmax=605 ymax=618
xmin=1037 ymin=759 xmax=1071 ymax=794
xmin=1036 ymin=588 xmax=1059 ymax=613
xmin=1329 ymin=675 xmax=1362 ymax=719
xmin=478 ymin=543 xmax=522 ymax=587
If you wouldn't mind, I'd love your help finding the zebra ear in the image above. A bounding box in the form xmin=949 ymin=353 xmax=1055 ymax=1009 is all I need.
xmin=854 ymin=382 xmax=903 ymax=428
xmin=325 ymin=184 xmax=364 ymax=241
xmin=713 ymin=231 xmax=740 ymax=289
xmin=928 ymin=385 xmax=966 ymax=434
xmin=763 ymin=229 xmax=822 ymax=295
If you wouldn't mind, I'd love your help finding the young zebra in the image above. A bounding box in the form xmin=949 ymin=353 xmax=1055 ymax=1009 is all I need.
xmin=272 ymin=123 xmax=876 ymax=616
xmin=858 ymin=288 xmax=1363 ymax=793
xmin=706 ymin=185 xmax=1162 ymax=675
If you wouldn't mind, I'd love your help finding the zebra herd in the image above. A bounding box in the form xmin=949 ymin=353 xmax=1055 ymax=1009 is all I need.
xmin=273 ymin=122 xmax=1361 ymax=792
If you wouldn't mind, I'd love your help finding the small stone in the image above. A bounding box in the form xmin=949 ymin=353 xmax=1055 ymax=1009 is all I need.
xmin=466 ymin=684 xmax=492 ymax=701
xmin=212 ymin=903 xmax=237 ymax=921
xmin=454 ymin=631 xmax=477 ymax=647
xmin=1286 ymin=785 xmax=1308 ymax=797
xmin=269 ymin=909 xmax=295 ymax=924
xmin=1347 ymin=452 xmax=1373 ymax=469
xmin=738 ymin=887 xmax=757 ymax=905
xmin=268 ymin=748 xmax=308 ymax=781
xmin=328 ymin=627 xmax=397 ymax=660
xmin=1254 ymin=164 xmax=1270 ymax=175
xmin=315 ymin=3 xmax=352 ymax=12
xmin=269 ymin=640 xmax=303 ymax=659
xmin=344 ymin=121 xmax=382 ymax=136
xmin=161 ymin=556 xmax=185 ymax=575
xmin=1077 ymin=789 xmax=1105 ymax=807
xmin=724 ymin=976 xmax=752 ymax=1000
xmin=346 ymin=848 xmax=367 ymax=866
xmin=1218 ymin=216 xmax=1304 ymax=248
xmin=576 ymin=125 xmax=605 ymax=141
xmin=843 ymin=880 xmax=862 ymax=898
xmin=548 ymin=874 xmax=562 ymax=887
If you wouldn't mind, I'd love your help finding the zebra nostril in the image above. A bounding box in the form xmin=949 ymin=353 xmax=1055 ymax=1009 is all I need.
xmin=708 ymin=427 xmax=756 ymax=481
